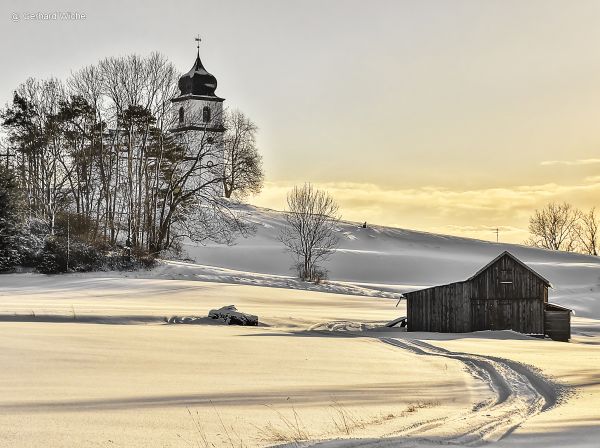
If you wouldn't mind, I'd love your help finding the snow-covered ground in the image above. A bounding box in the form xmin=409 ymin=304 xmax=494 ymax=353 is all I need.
xmin=1 ymin=204 xmax=600 ymax=447
xmin=0 ymin=276 xmax=484 ymax=447
xmin=184 ymin=204 xmax=600 ymax=318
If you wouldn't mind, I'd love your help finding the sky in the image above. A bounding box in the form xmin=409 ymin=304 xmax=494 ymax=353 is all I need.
xmin=2 ymin=0 xmax=600 ymax=243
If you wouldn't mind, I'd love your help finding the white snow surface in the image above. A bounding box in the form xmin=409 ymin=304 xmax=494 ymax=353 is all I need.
xmin=2 ymin=204 xmax=600 ymax=447
xmin=182 ymin=204 xmax=600 ymax=318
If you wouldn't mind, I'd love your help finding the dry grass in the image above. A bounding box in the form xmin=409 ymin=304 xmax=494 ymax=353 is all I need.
xmin=253 ymin=405 xmax=310 ymax=445
xmin=181 ymin=405 xmax=247 ymax=448
xmin=330 ymin=400 xmax=365 ymax=435
xmin=401 ymin=400 xmax=440 ymax=416
xmin=327 ymin=400 xmax=439 ymax=436
xmin=183 ymin=400 xmax=442 ymax=447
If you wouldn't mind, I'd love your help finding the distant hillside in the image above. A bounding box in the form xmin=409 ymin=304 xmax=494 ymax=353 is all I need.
xmin=183 ymin=204 xmax=600 ymax=317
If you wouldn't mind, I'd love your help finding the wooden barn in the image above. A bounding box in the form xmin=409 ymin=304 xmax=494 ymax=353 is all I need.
xmin=405 ymin=251 xmax=571 ymax=341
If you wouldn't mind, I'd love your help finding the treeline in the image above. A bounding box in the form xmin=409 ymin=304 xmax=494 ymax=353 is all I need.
xmin=0 ymin=52 xmax=261 ymax=273
xmin=526 ymin=202 xmax=599 ymax=255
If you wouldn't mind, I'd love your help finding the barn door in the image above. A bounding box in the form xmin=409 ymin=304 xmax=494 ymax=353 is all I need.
xmin=496 ymin=300 xmax=512 ymax=330
xmin=487 ymin=301 xmax=498 ymax=330
xmin=471 ymin=299 xmax=512 ymax=331
xmin=471 ymin=299 xmax=487 ymax=331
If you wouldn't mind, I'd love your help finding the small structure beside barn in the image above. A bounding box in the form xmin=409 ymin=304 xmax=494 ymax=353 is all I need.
xmin=405 ymin=251 xmax=571 ymax=341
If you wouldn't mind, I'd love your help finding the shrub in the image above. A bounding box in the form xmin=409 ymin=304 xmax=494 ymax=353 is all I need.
xmin=294 ymin=262 xmax=328 ymax=284
xmin=37 ymin=236 xmax=102 ymax=274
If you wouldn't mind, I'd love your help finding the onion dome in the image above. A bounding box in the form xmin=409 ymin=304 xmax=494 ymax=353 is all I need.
xmin=178 ymin=51 xmax=218 ymax=97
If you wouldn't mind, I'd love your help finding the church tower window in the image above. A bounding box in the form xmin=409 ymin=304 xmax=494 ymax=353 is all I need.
xmin=203 ymin=106 xmax=211 ymax=123
xmin=178 ymin=106 xmax=184 ymax=124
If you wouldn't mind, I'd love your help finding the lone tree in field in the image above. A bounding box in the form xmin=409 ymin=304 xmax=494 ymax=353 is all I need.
xmin=525 ymin=202 xmax=581 ymax=251
xmin=222 ymin=110 xmax=264 ymax=198
xmin=279 ymin=184 xmax=340 ymax=281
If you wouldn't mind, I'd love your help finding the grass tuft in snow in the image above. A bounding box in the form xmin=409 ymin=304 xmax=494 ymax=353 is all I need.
xmin=253 ymin=405 xmax=310 ymax=444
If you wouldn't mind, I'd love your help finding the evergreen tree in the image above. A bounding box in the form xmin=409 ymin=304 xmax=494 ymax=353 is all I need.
xmin=0 ymin=166 xmax=24 ymax=271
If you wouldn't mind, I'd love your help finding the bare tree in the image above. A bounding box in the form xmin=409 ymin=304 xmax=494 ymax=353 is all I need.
xmin=525 ymin=202 xmax=581 ymax=251
xmin=579 ymin=207 xmax=599 ymax=255
xmin=2 ymin=52 xmax=250 ymax=259
xmin=222 ymin=109 xmax=263 ymax=198
xmin=279 ymin=183 xmax=340 ymax=281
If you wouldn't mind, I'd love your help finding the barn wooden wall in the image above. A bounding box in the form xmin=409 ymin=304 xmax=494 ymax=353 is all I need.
xmin=407 ymin=282 xmax=471 ymax=332
xmin=469 ymin=255 xmax=548 ymax=302
xmin=407 ymin=253 xmax=548 ymax=334
xmin=470 ymin=298 xmax=544 ymax=333
xmin=544 ymin=307 xmax=571 ymax=342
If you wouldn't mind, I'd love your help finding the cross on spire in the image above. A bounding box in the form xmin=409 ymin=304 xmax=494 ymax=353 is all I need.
xmin=195 ymin=35 xmax=201 ymax=50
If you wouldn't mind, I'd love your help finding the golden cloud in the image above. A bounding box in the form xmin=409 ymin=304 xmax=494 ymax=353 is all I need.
xmin=540 ymin=158 xmax=600 ymax=166
xmin=250 ymin=179 xmax=600 ymax=243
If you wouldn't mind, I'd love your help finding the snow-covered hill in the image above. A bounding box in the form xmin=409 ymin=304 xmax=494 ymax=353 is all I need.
xmin=183 ymin=204 xmax=600 ymax=318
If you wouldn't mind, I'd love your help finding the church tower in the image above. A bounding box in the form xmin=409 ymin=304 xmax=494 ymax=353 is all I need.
xmin=171 ymin=38 xmax=225 ymax=193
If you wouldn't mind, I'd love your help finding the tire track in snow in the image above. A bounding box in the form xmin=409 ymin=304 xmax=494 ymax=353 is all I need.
xmin=274 ymin=332 xmax=559 ymax=448
xmin=378 ymin=337 xmax=554 ymax=446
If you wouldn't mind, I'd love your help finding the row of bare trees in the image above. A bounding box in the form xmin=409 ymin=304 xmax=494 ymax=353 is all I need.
xmin=1 ymin=52 xmax=263 ymax=262
xmin=526 ymin=202 xmax=599 ymax=255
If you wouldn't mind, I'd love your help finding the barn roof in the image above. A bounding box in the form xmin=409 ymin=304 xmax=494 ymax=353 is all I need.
xmin=545 ymin=302 xmax=573 ymax=313
xmin=403 ymin=250 xmax=552 ymax=297
xmin=467 ymin=251 xmax=552 ymax=287
xmin=402 ymin=280 xmax=466 ymax=296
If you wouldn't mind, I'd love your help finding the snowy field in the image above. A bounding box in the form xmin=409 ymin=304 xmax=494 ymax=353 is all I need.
xmin=1 ymin=205 xmax=600 ymax=447
xmin=183 ymin=205 xmax=600 ymax=318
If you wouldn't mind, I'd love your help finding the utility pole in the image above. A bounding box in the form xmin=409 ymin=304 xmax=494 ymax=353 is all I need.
xmin=67 ymin=214 xmax=70 ymax=272
xmin=494 ymin=227 xmax=499 ymax=243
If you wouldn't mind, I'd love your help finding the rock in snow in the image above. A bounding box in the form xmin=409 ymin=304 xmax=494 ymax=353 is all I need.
xmin=208 ymin=305 xmax=258 ymax=326
xmin=167 ymin=306 xmax=259 ymax=326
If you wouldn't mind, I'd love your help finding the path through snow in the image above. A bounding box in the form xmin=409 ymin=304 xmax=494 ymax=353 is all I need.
xmin=275 ymin=330 xmax=561 ymax=448
xmin=379 ymin=338 xmax=555 ymax=445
